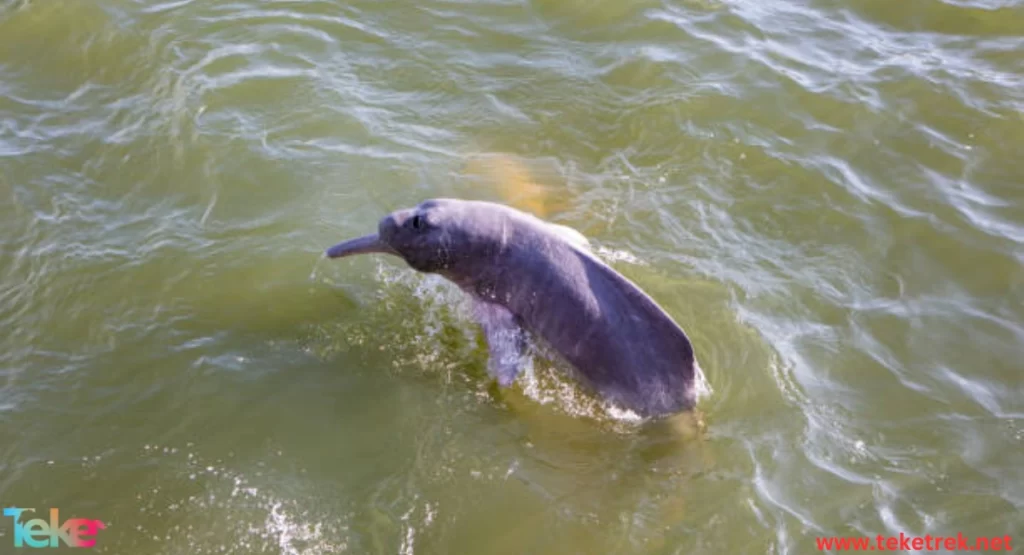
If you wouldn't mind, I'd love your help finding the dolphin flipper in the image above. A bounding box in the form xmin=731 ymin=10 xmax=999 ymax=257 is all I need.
xmin=472 ymin=300 xmax=526 ymax=387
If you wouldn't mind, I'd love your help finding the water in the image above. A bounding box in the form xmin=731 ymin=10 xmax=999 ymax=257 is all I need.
xmin=1 ymin=0 xmax=1022 ymax=553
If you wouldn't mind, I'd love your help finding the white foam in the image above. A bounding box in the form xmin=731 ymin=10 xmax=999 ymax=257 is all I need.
xmin=692 ymin=359 xmax=714 ymax=401
xmin=594 ymin=245 xmax=647 ymax=266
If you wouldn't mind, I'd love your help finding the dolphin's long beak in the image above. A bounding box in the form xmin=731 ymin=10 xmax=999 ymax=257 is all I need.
xmin=325 ymin=234 xmax=398 ymax=258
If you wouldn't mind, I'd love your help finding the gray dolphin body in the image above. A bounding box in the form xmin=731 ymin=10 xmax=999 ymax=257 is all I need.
xmin=326 ymin=198 xmax=698 ymax=418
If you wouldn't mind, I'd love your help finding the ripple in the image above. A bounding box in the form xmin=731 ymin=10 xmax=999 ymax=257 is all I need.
xmin=130 ymin=445 xmax=351 ymax=555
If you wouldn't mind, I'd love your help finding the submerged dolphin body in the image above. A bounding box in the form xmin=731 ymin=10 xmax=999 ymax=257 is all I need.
xmin=326 ymin=199 xmax=699 ymax=418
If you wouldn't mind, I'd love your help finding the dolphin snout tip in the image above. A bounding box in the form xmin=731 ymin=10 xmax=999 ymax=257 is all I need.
xmin=324 ymin=233 xmax=399 ymax=259
xmin=324 ymin=244 xmax=344 ymax=258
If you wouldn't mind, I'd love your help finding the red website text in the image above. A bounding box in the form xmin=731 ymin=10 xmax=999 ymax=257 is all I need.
xmin=816 ymin=532 xmax=1012 ymax=552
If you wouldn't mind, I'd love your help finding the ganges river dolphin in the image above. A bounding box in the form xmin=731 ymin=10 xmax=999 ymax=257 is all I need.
xmin=325 ymin=198 xmax=699 ymax=418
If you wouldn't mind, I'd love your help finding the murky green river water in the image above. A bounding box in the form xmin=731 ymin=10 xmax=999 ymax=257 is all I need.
xmin=1 ymin=0 xmax=1022 ymax=553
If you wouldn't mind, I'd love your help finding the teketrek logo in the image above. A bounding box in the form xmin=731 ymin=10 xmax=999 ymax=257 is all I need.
xmin=3 ymin=508 xmax=105 ymax=548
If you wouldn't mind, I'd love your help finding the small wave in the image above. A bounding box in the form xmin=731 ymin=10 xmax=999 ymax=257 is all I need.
xmin=135 ymin=444 xmax=350 ymax=555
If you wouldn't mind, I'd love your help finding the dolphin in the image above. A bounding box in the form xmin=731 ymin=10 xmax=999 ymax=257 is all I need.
xmin=325 ymin=198 xmax=699 ymax=418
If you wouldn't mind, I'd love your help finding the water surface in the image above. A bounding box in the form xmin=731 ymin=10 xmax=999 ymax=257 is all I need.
xmin=1 ymin=0 xmax=1022 ymax=553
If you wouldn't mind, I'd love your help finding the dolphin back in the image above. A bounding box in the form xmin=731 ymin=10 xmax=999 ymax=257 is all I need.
xmin=571 ymin=250 xmax=697 ymax=416
xmin=488 ymin=210 xmax=697 ymax=417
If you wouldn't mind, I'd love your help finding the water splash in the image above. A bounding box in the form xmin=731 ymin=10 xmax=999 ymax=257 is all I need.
xmin=135 ymin=444 xmax=349 ymax=555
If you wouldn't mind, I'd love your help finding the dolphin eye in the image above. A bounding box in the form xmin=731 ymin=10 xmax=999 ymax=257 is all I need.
xmin=411 ymin=214 xmax=424 ymax=230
